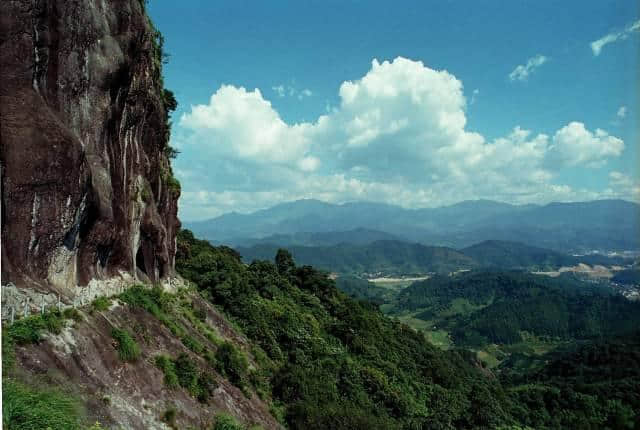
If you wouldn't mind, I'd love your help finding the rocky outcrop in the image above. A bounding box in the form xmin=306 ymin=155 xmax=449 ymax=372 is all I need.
xmin=0 ymin=0 xmax=180 ymax=299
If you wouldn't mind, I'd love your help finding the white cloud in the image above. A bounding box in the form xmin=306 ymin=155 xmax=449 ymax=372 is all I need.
xmin=180 ymin=85 xmax=313 ymax=165
xmin=591 ymin=19 xmax=640 ymax=56
xmin=272 ymin=84 xmax=312 ymax=100
xmin=617 ymin=106 xmax=627 ymax=119
xmin=175 ymin=57 xmax=626 ymax=220
xmin=508 ymin=54 xmax=548 ymax=82
xmin=549 ymin=122 xmax=624 ymax=168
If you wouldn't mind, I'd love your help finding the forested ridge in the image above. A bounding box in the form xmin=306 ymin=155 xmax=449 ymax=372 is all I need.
xmin=395 ymin=271 xmax=640 ymax=346
xmin=177 ymin=230 xmax=640 ymax=429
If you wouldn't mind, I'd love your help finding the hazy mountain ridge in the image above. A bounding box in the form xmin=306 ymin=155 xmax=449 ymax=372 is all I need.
xmin=188 ymin=198 xmax=640 ymax=252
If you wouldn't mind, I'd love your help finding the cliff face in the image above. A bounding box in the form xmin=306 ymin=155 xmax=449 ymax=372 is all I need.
xmin=1 ymin=0 xmax=180 ymax=296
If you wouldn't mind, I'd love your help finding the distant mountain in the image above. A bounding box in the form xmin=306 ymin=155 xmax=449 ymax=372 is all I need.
xmin=235 ymin=240 xmax=478 ymax=275
xmin=186 ymin=198 xmax=640 ymax=252
xmin=224 ymin=228 xmax=402 ymax=248
xmin=461 ymin=240 xmax=577 ymax=270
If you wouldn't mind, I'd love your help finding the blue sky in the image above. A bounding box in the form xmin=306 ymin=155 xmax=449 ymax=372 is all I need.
xmin=148 ymin=1 xmax=639 ymax=221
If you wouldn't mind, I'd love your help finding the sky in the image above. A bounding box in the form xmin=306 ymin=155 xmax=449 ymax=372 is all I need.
xmin=148 ymin=1 xmax=640 ymax=221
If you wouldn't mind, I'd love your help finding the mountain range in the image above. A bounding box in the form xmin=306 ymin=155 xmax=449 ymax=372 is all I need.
xmin=187 ymin=198 xmax=640 ymax=252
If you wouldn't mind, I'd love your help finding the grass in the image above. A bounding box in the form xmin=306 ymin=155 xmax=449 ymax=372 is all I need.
xmin=155 ymin=355 xmax=179 ymax=388
xmin=213 ymin=414 xmax=245 ymax=430
xmin=424 ymin=330 xmax=452 ymax=349
xmin=2 ymin=379 xmax=85 ymax=430
xmin=5 ymin=310 xmax=66 ymax=345
xmin=111 ymin=328 xmax=141 ymax=362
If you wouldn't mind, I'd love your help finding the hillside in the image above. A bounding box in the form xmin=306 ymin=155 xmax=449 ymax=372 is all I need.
xmin=235 ymin=240 xmax=478 ymax=275
xmin=394 ymin=271 xmax=640 ymax=346
xmin=175 ymin=230 xmax=640 ymax=429
xmin=460 ymin=240 xmax=628 ymax=270
xmin=461 ymin=240 xmax=576 ymax=269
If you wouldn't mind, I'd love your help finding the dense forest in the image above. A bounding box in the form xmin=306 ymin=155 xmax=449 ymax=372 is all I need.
xmin=177 ymin=230 xmax=640 ymax=429
xmin=394 ymin=271 xmax=640 ymax=346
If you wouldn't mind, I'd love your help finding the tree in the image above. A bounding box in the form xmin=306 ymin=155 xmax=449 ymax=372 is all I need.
xmin=275 ymin=249 xmax=295 ymax=276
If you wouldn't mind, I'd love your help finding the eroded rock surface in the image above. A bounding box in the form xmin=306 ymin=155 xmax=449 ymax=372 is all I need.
xmin=1 ymin=0 xmax=180 ymax=297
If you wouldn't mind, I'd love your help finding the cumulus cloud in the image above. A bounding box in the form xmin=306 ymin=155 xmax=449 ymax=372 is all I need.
xmin=549 ymin=122 xmax=624 ymax=168
xmin=175 ymin=57 xmax=626 ymax=220
xmin=508 ymin=54 xmax=548 ymax=82
xmin=591 ymin=20 xmax=640 ymax=56
xmin=180 ymin=85 xmax=313 ymax=166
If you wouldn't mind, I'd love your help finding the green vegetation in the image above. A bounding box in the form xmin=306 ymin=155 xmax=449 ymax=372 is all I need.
xmin=215 ymin=341 xmax=249 ymax=389
xmin=2 ymin=379 xmax=85 ymax=430
xmin=155 ymin=355 xmax=179 ymax=388
xmin=5 ymin=310 xmax=66 ymax=345
xmin=177 ymin=229 xmax=514 ymax=428
xmin=91 ymin=296 xmax=112 ymax=312
xmin=393 ymin=270 xmax=640 ymax=346
xmin=111 ymin=328 xmax=141 ymax=362
xmin=236 ymin=240 xmax=477 ymax=275
xmin=2 ymin=310 xmax=98 ymax=429
xmin=461 ymin=240 xmax=576 ymax=270
xmin=335 ymin=275 xmax=391 ymax=304
xmin=176 ymin=228 xmax=640 ymax=428
xmin=213 ymin=414 xmax=245 ymax=430
xmin=155 ymin=353 xmax=218 ymax=402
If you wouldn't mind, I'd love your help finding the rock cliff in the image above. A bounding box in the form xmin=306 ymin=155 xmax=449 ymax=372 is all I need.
xmin=1 ymin=0 xmax=180 ymax=300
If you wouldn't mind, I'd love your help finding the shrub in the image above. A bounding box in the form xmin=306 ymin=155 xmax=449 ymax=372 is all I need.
xmin=215 ymin=342 xmax=248 ymax=388
xmin=63 ymin=308 xmax=84 ymax=322
xmin=196 ymin=372 xmax=218 ymax=403
xmin=6 ymin=315 xmax=47 ymax=345
xmin=111 ymin=328 xmax=141 ymax=362
xmin=155 ymin=355 xmax=179 ymax=388
xmin=212 ymin=414 xmax=244 ymax=430
xmin=181 ymin=335 xmax=204 ymax=355
xmin=174 ymin=353 xmax=198 ymax=393
xmin=166 ymin=174 xmax=181 ymax=195
xmin=91 ymin=296 xmax=111 ymax=312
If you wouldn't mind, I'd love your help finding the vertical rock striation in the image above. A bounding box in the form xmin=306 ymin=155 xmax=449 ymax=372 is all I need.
xmin=1 ymin=0 xmax=180 ymax=298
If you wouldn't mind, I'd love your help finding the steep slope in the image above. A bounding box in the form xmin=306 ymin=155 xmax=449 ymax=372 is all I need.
xmin=5 ymin=286 xmax=280 ymax=429
xmin=1 ymin=0 xmax=180 ymax=302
